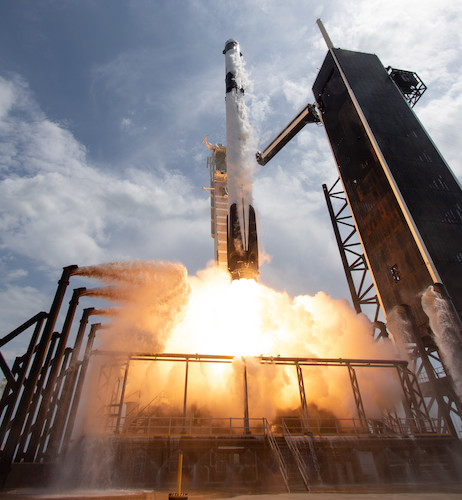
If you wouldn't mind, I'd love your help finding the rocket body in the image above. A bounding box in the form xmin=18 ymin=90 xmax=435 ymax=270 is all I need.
xmin=223 ymin=39 xmax=259 ymax=280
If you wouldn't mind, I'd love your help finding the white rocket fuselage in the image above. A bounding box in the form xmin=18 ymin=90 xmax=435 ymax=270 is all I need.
xmin=223 ymin=39 xmax=258 ymax=280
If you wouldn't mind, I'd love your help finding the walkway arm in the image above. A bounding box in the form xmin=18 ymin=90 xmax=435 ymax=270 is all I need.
xmin=256 ymin=103 xmax=320 ymax=165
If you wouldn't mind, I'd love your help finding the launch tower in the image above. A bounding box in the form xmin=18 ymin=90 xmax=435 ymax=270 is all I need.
xmin=203 ymin=138 xmax=228 ymax=270
xmin=314 ymin=32 xmax=462 ymax=436
xmin=258 ymin=20 xmax=462 ymax=435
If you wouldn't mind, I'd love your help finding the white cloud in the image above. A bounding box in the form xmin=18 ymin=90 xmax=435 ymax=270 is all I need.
xmin=0 ymin=77 xmax=16 ymax=121
xmin=0 ymin=75 xmax=210 ymax=274
xmin=5 ymin=268 xmax=28 ymax=281
xmin=120 ymin=117 xmax=132 ymax=129
xmin=415 ymin=78 xmax=462 ymax=179
xmin=328 ymin=0 xmax=462 ymax=86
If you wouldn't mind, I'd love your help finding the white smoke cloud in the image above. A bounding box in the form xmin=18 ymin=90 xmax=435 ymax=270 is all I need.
xmin=74 ymin=262 xmax=401 ymax=432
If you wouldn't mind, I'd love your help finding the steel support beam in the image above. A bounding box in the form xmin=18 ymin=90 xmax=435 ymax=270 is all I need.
xmin=0 ymin=314 xmax=46 ymax=447
xmin=24 ymin=287 xmax=85 ymax=461
xmin=323 ymin=181 xmax=384 ymax=337
xmin=243 ymin=361 xmax=250 ymax=435
xmin=116 ymin=361 xmax=130 ymax=434
xmin=295 ymin=362 xmax=309 ymax=423
xmin=0 ymin=265 xmax=77 ymax=487
xmin=396 ymin=365 xmax=434 ymax=433
xmin=45 ymin=307 xmax=95 ymax=459
xmin=181 ymin=359 xmax=189 ymax=434
xmin=61 ymin=322 xmax=102 ymax=455
xmin=347 ymin=364 xmax=367 ymax=428
xmin=394 ymin=305 xmax=459 ymax=436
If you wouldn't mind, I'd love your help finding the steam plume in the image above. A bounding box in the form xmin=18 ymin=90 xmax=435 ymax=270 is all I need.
xmin=75 ymin=262 xmax=401 ymax=426
xmin=422 ymin=285 xmax=462 ymax=400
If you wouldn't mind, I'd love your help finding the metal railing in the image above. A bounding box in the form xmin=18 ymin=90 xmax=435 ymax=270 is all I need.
xmin=278 ymin=416 xmax=449 ymax=437
xmin=264 ymin=419 xmax=290 ymax=492
xmin=103 ymin=414 xmax=448 ymax=438
xmin=282 ymin=421 xmax=310 ymax=490
xmin=109 ymin=416 xmax=267 ymax=437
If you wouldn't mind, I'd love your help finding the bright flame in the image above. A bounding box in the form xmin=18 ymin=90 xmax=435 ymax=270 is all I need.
xmin=166 ymin=269 xmax=272 ymax=356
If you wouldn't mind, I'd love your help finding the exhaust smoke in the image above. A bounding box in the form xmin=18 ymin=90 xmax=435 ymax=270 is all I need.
xmin=74 ymin=261 xmax=401 ymax=429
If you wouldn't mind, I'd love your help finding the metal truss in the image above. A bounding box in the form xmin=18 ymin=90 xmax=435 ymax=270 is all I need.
xmin=0 ymin=258 xmax=453 ymax=491
xmin=92 ymin=350 xmax=438 ymax=436
xmin=407 ymin=335 xmax=462 ymax=435
xmin=347 ymin=365 xmax=367 ymax=428
xmin=323 ymin=179 xmax=462 ymax=436
xmin=295 ymin=362 xmax=309 ymax=421
xmin=323 ymin=180 xmax=386 ymax=340
xmin=395 ymin=365 xmax=434 ymax=433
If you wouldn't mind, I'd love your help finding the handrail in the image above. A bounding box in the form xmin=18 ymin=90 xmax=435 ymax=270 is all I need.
xmin=264 ymin=420 xmax=290 ymax=492
xmin=280 ymin=416 xmax=448 ymax=437
xmin=282 ymin=421 xmax=310 ymax=490
xmin=103 ymin=414 xmax=448 ymax=438
xmin=108 ymin=416 xmax=267 ymax=437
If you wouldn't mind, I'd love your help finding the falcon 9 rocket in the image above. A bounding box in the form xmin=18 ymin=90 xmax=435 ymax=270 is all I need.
xmin=223 ymin=39 xmax=259 ymax=280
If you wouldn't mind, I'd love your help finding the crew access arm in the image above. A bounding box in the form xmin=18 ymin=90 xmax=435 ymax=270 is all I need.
xmin=256 ymin=103 xmax=320 ymax=166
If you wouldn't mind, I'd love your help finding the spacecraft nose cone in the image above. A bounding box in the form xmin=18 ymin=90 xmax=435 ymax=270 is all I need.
xmin=223 ymin=38 xmax=239 ymax=54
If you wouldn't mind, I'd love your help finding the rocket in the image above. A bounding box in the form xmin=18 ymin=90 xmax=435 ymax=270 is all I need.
xmin=223 ymin=39 xmax=259 ymax=281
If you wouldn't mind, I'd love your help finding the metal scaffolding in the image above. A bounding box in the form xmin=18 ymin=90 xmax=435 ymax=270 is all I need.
xmin=90 ymin=351 xmax=439 ymax=439
xmin=323 ymin=179 xmax=386 ymax=340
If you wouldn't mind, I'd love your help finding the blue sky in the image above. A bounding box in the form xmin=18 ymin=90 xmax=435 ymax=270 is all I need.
xmin=1 ymin=0 xmax=462 ymax=350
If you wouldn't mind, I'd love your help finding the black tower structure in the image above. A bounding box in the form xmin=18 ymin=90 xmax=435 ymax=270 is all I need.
xmin=313 ymin=27 xmax=462 ymax=432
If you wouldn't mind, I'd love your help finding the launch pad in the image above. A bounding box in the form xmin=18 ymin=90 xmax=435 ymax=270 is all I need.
xmin=0 ymin=265 xmax=461 ymax=491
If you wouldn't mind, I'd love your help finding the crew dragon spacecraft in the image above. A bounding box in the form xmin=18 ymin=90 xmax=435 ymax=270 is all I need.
xmin=223 ymin=39 xmax=259 ymax=281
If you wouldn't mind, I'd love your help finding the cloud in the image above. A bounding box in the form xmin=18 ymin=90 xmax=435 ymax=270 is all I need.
xmin=0 ymin=75 xmax=209 ymax=273
xmin=0 ymin=77 xmax=17 ymax=121
xmin=415 ymin=77 xmax=462 ymax=179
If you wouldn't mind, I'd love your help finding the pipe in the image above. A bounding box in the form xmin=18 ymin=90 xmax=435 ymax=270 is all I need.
xmin=0 ymin=265 xmax=77 ymax=488
xmin=243 ymin=360 xmax=250 ymax=435
xmin=36 ymin=347 xmax=73 ymax=459
xmin=0 ymin=314 xmax=46 ymax=448
xmin=45 ymin=307 xmax=95 ymax=458
xmin=182 ymin=359 xmax=189 ymax=434
xmin=25 ymin=287 xmax=86 ymax=461
xmin=61 ymin=323 xmax=102 ymax=453
xmin=176 ymin=452 xmax=183 ymax=495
